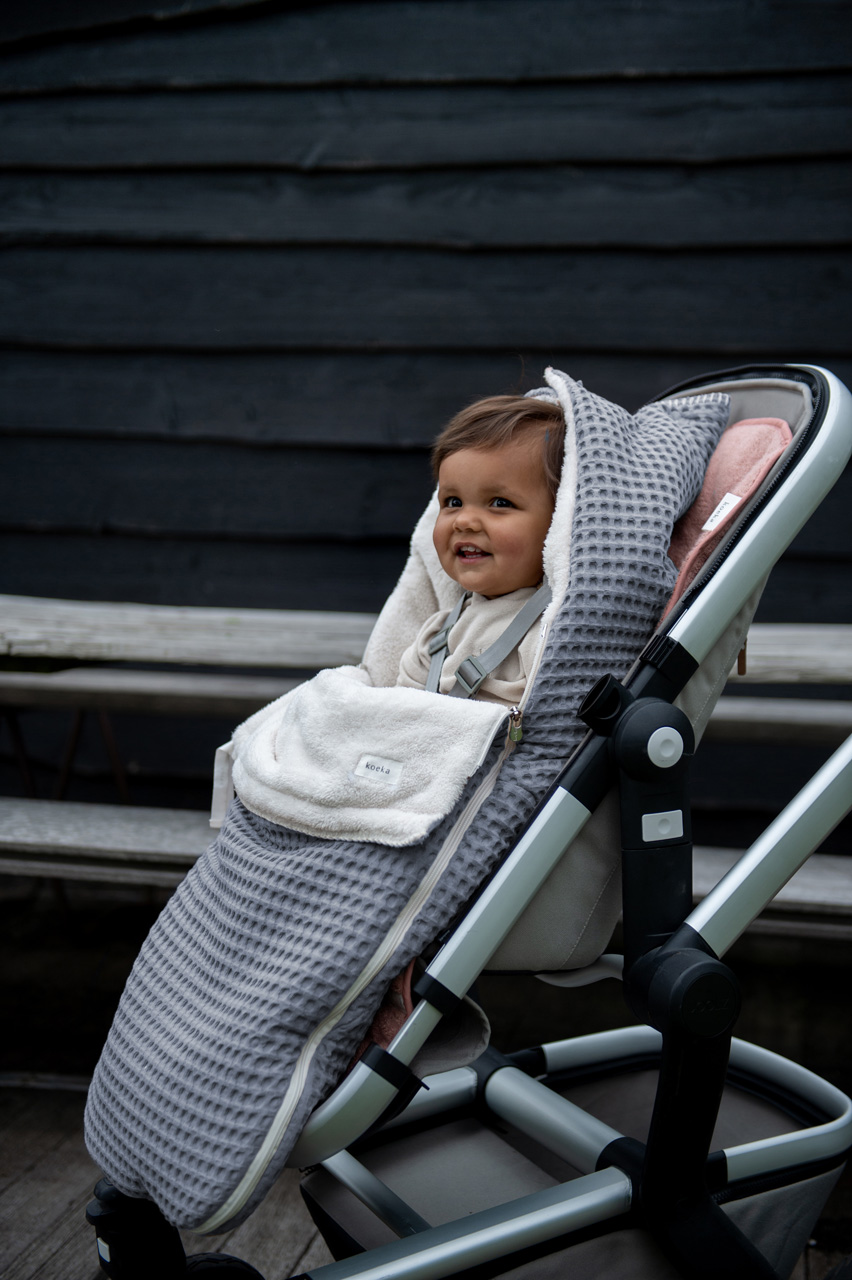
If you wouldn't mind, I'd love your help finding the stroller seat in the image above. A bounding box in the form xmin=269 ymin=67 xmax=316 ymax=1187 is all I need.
xmin=84 ymin=364 xmax=852 ymax=1280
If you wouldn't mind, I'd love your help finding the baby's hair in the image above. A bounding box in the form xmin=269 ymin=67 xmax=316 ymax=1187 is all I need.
xmin=431 ymin=395 xmax=565 ymax=500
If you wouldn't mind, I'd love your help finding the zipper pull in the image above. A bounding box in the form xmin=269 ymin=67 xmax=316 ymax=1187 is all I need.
xmin=508 ymin=706 xmax=524 ymax=743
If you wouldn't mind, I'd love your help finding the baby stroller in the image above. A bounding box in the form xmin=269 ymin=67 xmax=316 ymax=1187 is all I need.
xmin=85 ymin=364 xmax=852 ymax=1280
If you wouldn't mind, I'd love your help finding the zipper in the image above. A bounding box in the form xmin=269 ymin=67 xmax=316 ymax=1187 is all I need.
xmin=197 ymin=709 xmax=519 ymax=1232
xmin=200 ymin=615 xmax=555 ymax=1232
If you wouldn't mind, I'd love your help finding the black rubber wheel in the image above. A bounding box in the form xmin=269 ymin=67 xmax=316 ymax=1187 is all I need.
xmin=185 ymin=1255 xmax=265 ymax=1278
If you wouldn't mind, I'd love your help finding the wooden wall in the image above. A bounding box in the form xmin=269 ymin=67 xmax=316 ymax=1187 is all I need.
xmin=1 ymin=0 xmax=851 ymax=618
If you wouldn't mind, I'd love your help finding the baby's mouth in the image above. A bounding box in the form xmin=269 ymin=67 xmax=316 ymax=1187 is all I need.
xmin=456 ymin=544 xmax=490 ymax=560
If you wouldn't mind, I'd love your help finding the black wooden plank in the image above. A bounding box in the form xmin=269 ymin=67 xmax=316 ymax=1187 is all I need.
xmin=0 ymin=350 xmax=540 ymax=447
xmin=0 ymin=0 xmax=260 ymax=47
xmin=4 ymin=437 xmax=847 ymax=548
xmin=2 ymin=246 xmax=850 ymax=353
xmin=784 ymin=465 xmax=852 ymax=558
xmin=12 ymin=351 xmax=832 ymax=447
xmin=3 ymin=530 xmax=848 ymax=620
xmin=1 ymin=438 xmax=434 ymax=539
xmin=3 ymin=161 xmax=851 ymax=249
xmin=754 ymin=559 xmax=852 ymax=625
xmin=2 ymin=1 xmax=850 ymax=87
xmin=0 ymin=532 xmax=410 ymax=611
xmin=2 ymin=78 xmax=850 ymax=168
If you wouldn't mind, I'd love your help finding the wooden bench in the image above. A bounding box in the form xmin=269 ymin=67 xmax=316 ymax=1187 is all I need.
xmin=0 ymin=594 xmax=377 ymax=796
xmin=1 ymin=798 xmax=848 ymax=942
xmin=1 ymin=595 xmax=850 ymax=938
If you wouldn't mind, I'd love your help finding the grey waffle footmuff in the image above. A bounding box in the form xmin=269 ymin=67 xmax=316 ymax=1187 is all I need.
xmin=84 ymin=370 xmax=729 ymax=1231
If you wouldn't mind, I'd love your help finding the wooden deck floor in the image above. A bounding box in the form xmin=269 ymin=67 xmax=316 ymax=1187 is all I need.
xmin=2 ymin=1075 xmax=850 ymax=1280
xmin=1 ymin=880 xmax=850 ymax=1279
xmin=0 ymin=1080 xmax=335 ymax=1280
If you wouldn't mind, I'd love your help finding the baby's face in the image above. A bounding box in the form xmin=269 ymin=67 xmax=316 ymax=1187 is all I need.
xmin=433 ymin=434 xmax=554 ymax=598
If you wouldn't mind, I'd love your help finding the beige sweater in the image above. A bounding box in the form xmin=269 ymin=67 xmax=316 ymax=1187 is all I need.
xmin=396 ymin=586 xmax=541 ymax=708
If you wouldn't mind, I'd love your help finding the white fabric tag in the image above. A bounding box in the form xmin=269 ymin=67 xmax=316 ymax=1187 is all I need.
xmin=210 ymin=742 xmax=235 ymax=828
xmin=702 ymin=491 xmax=743 ymax=532
xmin=354 ymin=754 xmax=404 ymax=786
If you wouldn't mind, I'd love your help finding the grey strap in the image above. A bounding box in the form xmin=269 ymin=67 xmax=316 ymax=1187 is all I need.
xmin=425 ymin=592 xmax=470 ymax=693
xmin=450 ymin=581 xmax=551 ymax=698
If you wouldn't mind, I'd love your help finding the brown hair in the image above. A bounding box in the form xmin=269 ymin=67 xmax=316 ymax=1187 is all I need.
xmin=431 ymin=395 xmax=565 ymax=500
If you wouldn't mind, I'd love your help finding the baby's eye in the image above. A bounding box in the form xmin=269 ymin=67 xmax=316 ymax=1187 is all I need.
xmin=443 ymin=496 xmax=462 ymax=508
xmin=491 ymin=497 xmax=514 ymax=508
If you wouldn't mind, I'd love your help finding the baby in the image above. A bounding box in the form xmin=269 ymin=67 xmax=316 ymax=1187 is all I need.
xmin=397 ymin=394 xmax=564 ymax=707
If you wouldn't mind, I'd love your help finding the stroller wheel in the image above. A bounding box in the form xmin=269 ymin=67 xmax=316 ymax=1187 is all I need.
xmin=185 ymin=1255 xmax=265 ymax=1278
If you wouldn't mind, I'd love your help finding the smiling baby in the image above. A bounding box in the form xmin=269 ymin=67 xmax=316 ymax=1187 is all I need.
xmin=397 ymin=395 xmax=565 ymax=707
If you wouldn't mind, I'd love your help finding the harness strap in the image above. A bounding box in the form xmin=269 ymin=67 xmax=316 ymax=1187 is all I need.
xmin=425 ymin=592 xmax=469 ymax=693
xmin=450 ymin=581 xmax=551 ymax=698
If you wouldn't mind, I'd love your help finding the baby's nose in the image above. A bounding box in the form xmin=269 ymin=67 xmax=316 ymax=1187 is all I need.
xmin=453 ymin=506 xmax=482 ymax=529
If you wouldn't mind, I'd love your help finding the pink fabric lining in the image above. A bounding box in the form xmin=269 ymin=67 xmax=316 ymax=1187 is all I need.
xmin=662 ymin=417 xmax=792 ymax=618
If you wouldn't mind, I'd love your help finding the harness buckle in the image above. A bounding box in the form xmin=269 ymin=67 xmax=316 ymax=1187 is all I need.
xmin=454 ymin=655 xmax=489 ymax=697
xmin=428 ymin=626 xmax=452 ymax=657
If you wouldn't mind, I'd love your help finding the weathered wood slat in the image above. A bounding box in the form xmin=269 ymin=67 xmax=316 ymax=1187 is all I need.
xmin=732 ymin=626 xmax=852 ymax=684
xmin=14 ymin=351 xmax=844 ymax=448
xmin=0 ymin=596 xmax=377 ymax=667
xmin=0 ymin=799 xmax=209 ymax=887
xmin=0 ymin=797 xmax=209 ymax=860
xmin=11 ymin=598 xmax=852 ymax=677
xmin=0 ymin=668 xmax=300 ymax=717
xmin=1 ymin=438 xmax=433 ymax=539
xmin=3 ymin=161 xmax=850 ymax=249
xmin=2 ymin=668 xmax=849 ymax=747
xmin=2 ymin=1 xmax=848 ymax=88
xmin=693 ymin=849 xmax=852 ymax=920
xmin=0 ymin=854 xmax=189 ymax=888
xmin=4 ymin=530 xmax=848 ymax=620
xmin=3 ymin=247 xmax=849 ymax=353
xmin=2 ymin=796 xmax=846 ymax=931
xmin=703 ymin=697 xmax=852 ymax=744
xmin=2 ymin=79 xmax=849 ymax=169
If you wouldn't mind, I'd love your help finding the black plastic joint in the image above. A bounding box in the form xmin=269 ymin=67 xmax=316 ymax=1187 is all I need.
xmin=412 ymin=972 xmax=462 ymax=1017
xmin=639 ymin=634 xmax=699 ymax=690
xmin=612 ymin=698 xmax=695 ymax=782
xmin=596 ymin=1135 xmax=646 ymax=1183
xmin=361 ymin=1043 xmax=428 ymax=1096
xmin=470 ymin=1045 xmax=519 ymax=1095
xmin=626 ymin=946 xmax=741 ymax=1039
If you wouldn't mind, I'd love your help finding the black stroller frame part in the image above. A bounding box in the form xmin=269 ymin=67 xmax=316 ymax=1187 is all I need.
xmin=86 ymin=364 xmax=852 ymax=1280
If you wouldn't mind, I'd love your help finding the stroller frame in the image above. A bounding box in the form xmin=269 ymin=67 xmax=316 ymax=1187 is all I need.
xmin=87 ymin=365 xmax=852 ymax=1280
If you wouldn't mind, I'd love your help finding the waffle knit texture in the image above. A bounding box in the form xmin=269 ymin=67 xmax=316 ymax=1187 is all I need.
xmin=84 ymin=372 xmax=729 ymax=1229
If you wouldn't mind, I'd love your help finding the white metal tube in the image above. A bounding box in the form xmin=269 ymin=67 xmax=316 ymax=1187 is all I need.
xmin=485 ymin=1066 xmax=623 ymax=1172
xmin=424 ymin=788 xmax=591 ymax=995
xmin=299 ymin=1168 xmax=631 ymax=1280
xmin=725 ymin=1039 xmax=852 ymax=1180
